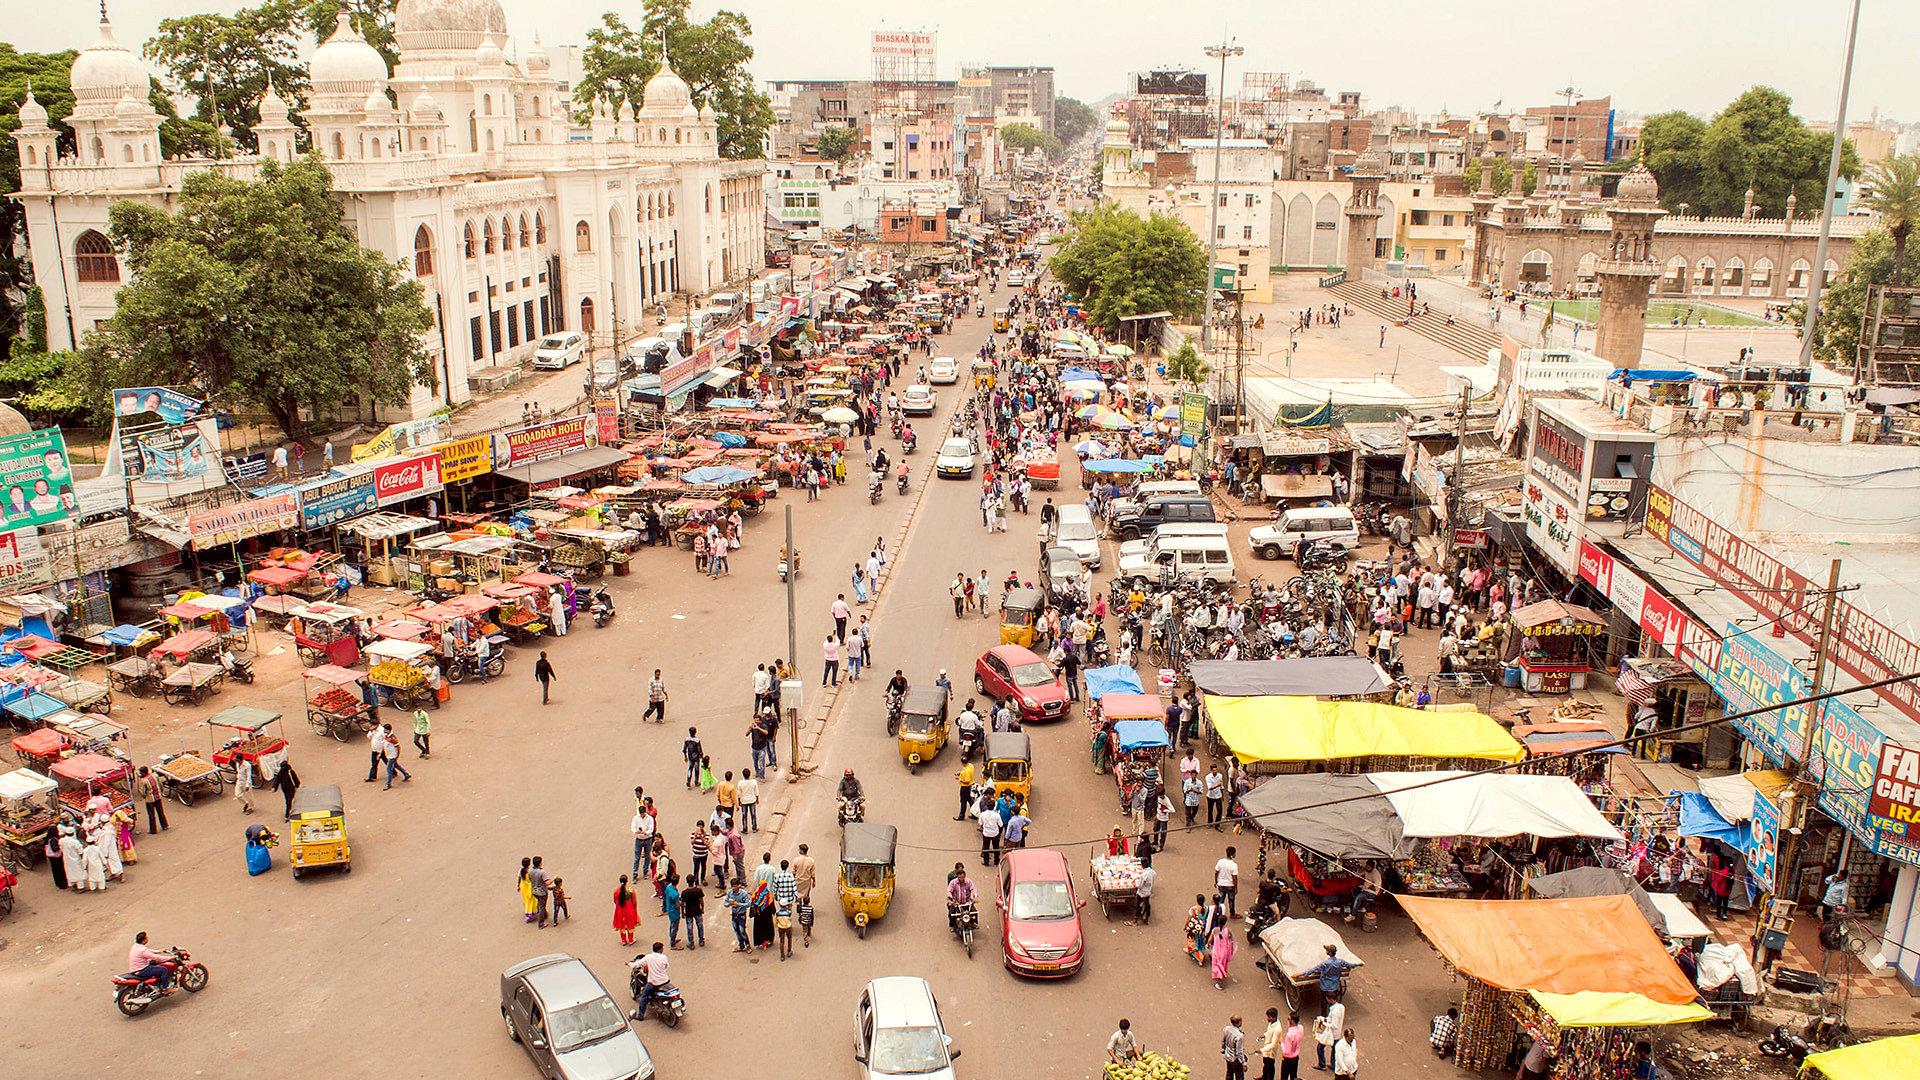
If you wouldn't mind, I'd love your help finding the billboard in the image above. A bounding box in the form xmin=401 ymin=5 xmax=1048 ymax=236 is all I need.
xmin=0 ymin=528 xmax=50 ymax=592
xmin=113 ymin=417 xmax=224 ymax=496
xmin=499 ymin=416 xmax=594 ymax=468
xmin=352 ymin=415 xmax=453 ymax=462
xmin=372 ymin=452 xmax=442 ymax=507
xmin=112 ymin=386 xmax=204 ymax=425
xmin=0 ymin=428 xmax=76 ymax=528
xmin=299 ymin=469 xmax=378 ymax=529
xmin=1713 ymin=625 xmax=1809 ymax=769
xmin=432 ymin=436 xmax=494 ymax=484
xmin=1180 ymin=392 xmax=1208 ymax=438
xmin=1868 ymin=743 xmax=1920 ymax=834
xmin=1135 ymin=71 xmax=1207 ymax=97
xmin=187 ymin=493 xmax=301 ymax=549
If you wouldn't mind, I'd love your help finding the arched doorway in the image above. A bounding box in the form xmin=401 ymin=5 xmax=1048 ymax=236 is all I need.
xmin=1519 ymin=249 xmax=1552 ymax=285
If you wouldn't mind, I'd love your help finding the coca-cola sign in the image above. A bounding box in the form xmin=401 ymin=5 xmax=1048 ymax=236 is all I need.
xmin=373 ymin=452 xmax=443 ymax=507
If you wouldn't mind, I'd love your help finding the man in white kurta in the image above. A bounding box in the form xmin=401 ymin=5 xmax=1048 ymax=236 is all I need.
xmin=81 ymin=837 xmax=108 ymax=890
xmin=60 ymin=829 xmax=85 ymax=889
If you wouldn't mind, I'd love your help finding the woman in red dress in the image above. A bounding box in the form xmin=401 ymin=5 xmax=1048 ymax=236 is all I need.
xmin=613 ymin=874 xmax=641 ymax=946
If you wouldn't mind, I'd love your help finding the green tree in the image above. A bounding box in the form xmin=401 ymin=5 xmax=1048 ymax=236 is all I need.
xmin=1860 ymin=153 xmax=1920 ymax=285
xmin=1049 ymin=204 xmax=1206 ymax=334
xmin=1520 ymin=160 xmax=1538 ymax=195
xmin=1640 ymin=110 xmax=1707 ymax=211
xmin=1463 ymin=156 xmax=1513 ymax=195
xmin=1054 ymin=97 xmax=1098 ymax=145
xmin=76 ymin=158 xmax=434 ymax=438
xmin=814 ymin=125 xmax=856 ymax=162
xmin=1002 ymin=121 xmax=1063 ymax=161
xmin=1796 ymin=228 xmax=1893 ymax=365
xmin=1164 ymin=340 xmax=1210 ymax=386
xmin=1 ymin=44 xmax=78 ymax=356
xmin=576 ymin=2 xmax=774 ymax=160
xmin=144 ymin=0 xmax=311 ymax=152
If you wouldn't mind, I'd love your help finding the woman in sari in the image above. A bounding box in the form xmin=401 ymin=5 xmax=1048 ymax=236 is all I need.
xmin=852 ymin=565 xmax=870 ymax=604
xmin=518 ymin=857 xmax=537 ymax=922
xmin=1209 ymin=924 xmax=1236 ymax=989
xmin=613 ymin=875 xmax=641 ymax=946
xmin=1090 ymin=722 xmax=1115 ymax=774
xmin=749 ymin=879 xmax=777 ymax=948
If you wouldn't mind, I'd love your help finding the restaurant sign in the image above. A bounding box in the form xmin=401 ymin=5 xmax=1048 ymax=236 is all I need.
xmin=1713 ymin=625 xmax=1808 ymax=769
xmin=187 ymin=492 xmax=301 ymax=549
xmin=299 ymin=469 xmax=377 ymax=528
xmin=500 ymin=416 xmax=594 ymax=467
xmin=432 ymin=437 xmax=494 ymax=484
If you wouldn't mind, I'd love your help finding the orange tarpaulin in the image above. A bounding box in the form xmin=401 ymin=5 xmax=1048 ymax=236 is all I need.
xmin=1396 ymin=895 xmax=1699 ymax=1005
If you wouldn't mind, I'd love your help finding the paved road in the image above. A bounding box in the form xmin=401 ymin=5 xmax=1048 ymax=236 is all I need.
xmin=2 ymin=285 xmax=1457 ymax=1080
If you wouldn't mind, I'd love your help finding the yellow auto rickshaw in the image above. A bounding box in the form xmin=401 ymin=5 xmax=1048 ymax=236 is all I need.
xmin=1000 ymin=587 xmax=1042 ymax=648
xmin=994 ymin=307 xmax=1012 ymax=332
xmin=972 ymin=358 xmax=997 ymax=391
xmin=985 ymin=732 xmax=1032 ymax=806
xmin=839 ymin=821 xmax=897 ymax=938
xmin=288 ymin=783 xmax=351 ymax=879
xmin=896 ymin=686 xmax=950 ymax=772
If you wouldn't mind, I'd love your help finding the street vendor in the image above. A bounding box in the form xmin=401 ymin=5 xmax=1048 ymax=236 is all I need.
xmin=1300 ymin=944 xmax=1356 ymax=997
xmin=1345 ymin=864 xmax=1384 ymax=922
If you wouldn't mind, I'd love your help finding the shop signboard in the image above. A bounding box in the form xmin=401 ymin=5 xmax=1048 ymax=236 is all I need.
xmin=1180 ymin=392 xmax=1208 ymax=438
xmin=1645 ymin=483 xmax=1920 ymax=727
xmin=1808 ymin=700 xmax=1920 ymax=865
xmin=660 ymin=342 xmax=714 ymax=398
xmin=431 ymin=437 xmax=493 ymax=484
xmin=1586 ymin=477 xmax=1634 ymax=521
xmin=1522 ymin=478 xmax=1580 ymax=573
xmin=112 ymin=386 xmax=203 ymax=425
xmin=372 ymin=451 xmax=442 ymax=507
xmin=1712 ymin=625 xmax=1808 ymax=768
xmin=1453 ymin=529 xmax=1488 ymax=550
xmin=1867 ymin=741 xmax=1920 ymax=835
xmin=1411 ymin=443 xmax=1447 ymax=509
xmin=595 ymin=396 xmax=618 ymax=445
xmin=1746 ymin=790 xmax=1780 ymax=900
xmin=1528 ymin=408 xmax=1585 ymax=501
xmin=0 ymin=427 xmax=76 ymax=528
xmin=187 ymin=492 xmax=301 ymax=549
xmin=500 ymin=416 xmax=593 ymax=467
xmin=351 ymin=415 xmax=451 ymax=462
xmin=299 ymin=469 xmax=377 ymax=529
xmin=0 ymin=527 xmax=50 ymax=592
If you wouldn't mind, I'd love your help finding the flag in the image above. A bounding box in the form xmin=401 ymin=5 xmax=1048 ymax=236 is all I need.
xmin=1541 ymin=302 xmax=1557 ymax=336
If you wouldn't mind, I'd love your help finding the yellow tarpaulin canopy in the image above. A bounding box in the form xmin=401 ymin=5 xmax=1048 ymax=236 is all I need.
xmin=1801 ymin=1034 xmax=1920 ymax=1080
xmin=1530 ymin=991 xmax=1710 ymax=1027
xmin=1205 ymin=696 xmax=1525 ymax=764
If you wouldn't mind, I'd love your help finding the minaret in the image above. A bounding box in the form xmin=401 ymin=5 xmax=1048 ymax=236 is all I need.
xmin=1343 ymin=149 xmax=1385 ymax=274
xmin=1467 ymin=148 xmax=1498 ymax=285
xmin=1592 ymin=158 xmax=1666 ymax=368
xmin=254 ymin=82 xmax=298 ymax=161
xmin=13 ymin=84 xmax=58 ymax=177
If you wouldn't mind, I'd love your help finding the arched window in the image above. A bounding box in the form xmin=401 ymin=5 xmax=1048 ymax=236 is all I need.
xmin=122 ymin=143 xmax=134 ymax=162
xmin=500 ymin=216 xmax=513 ymax=251
xmin=464 ymin=222 xmax=477 ymax=259
xmin=484 ymin=220 xmax=496 ymax=254
xmin=535 ymin=213 xmax=546 ymax=245
xmin=75 ymin=230 xmax=119 ymax=283
xmin=657 ymin=127 xmax=667 ymax=143
xmin=705 ymin=184 xmax=712 ymax=213
xmin=23 ymin=145 xmax=34 ymax=165
xmin=266 ymin=139 xmax=277 ymax=158
xmin=486 ymin=129 xmax=495 ymax=151
xmin=90 ymin=136 xmax=104 ymax=162
xmin=331 ymin=132 xmax=345 ymax=159
xmin=579 ymin=298 xmax=596 ymax=333
xmin=483 ymin=94 xmax=492 ymax=116
xmin=519 ymin=214 xmax=531 ymax=248
xmin=575 ymin=220 xmax=591 ymax=252
xmin=414 ymin=225 xmax=434 ymax=276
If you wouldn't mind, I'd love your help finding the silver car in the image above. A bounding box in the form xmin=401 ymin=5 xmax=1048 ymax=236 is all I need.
xmin=502 ymin=954 xmax=654 ymax=1080
xmin=856 ymin=976 xmax=960 ymax=1080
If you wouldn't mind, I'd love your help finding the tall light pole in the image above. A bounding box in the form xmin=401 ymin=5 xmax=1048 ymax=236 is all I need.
xmin=1555 ymin=86 xmax=1580 ymax=197
xmin=1797 ymin=0 xmax=1862 ymax=370
xmin=1200 ymin=37 xmax=1243 ymax=354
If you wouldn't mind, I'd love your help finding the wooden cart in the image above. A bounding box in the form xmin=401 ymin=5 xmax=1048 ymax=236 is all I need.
xmin=151 ymin=751 xmax=224 ymax=806
xmin=1087 ymin=847 xmax=1145 ymax=920
xmin=303 ymin=665 xmax=377 ymax=742
xmin=106 ymin=656 xmax=161 ymax=698
xmin=160 ymin=662 xmax=225 ymax=707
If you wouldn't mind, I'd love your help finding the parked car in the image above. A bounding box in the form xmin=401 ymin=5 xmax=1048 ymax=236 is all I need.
xmin=1109 ymin=495 xmax=1217 ymax=541
xmin=901 ymin=385 xmax=937 ymax=416
xmin=765 ymin=247 xmax=791 ymax=267
xmin=1248 ymin=506 xmax=1362 ymax=560
xmin=501 ymin=953 xmax=654 ymax=1080
xmin=998 ymin=848 xmax=1086 ymax=976
xmin=855 ymin=976 xmax=960 ymax=1080
xmin=927 ymin=357 xmax=959 ymax=384
xmin=532 ymin=331 xmax=587 ymax=370
xmin=935 ymin=437 xmax=976 ymax=478
xmin=586 ymin=355 xmax=630 ymax=392
xmin=975 ymin=644 xmax=1069 ymax=723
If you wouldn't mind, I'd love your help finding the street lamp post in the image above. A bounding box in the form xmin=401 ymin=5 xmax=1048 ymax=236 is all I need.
xmin=1200 ymin=37 xmax=1243 ymax=354
xmin=1797 ymin=0 xmax=1862 ymax=369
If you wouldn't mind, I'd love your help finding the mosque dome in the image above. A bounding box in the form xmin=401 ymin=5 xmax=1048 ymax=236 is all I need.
xmin=18 ymin=86 xmax=49 ymax=128
xmin=1617 ymin=161 xmax=1659 ymax=204
xmin=260 ymin=85 xmax=290 ymax=122
xmin=395 ymin=0 xmax=508 ymax=51
xmin=526 ymin=34 xmax=551 ymax=72
xmin=640 ymin=65 xmax=692 ymax=114
xmin=313 ymin=14 xmax=390 ymax=90
xmin=70 ymin=19 xmax=151 ymax=107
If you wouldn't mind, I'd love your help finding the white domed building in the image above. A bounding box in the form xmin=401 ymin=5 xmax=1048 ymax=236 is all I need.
xmin=13 ymin=6 xmax=767 ymax=421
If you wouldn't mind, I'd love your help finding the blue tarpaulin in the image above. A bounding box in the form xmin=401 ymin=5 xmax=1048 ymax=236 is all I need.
xmin=1083 ymin=459 xmax=1154 ymax=474
xmin=681 ymin=465 xmax=758 ymax=484
xmin=1084 ymin=665 xmax=1145 ymax=698
xmin=1613 ymin=369 xmax=1697 ymax=382
xmin=1060 ymin=367 xmax=1103 ymax=383
xmin=1674 ymin=791 xmax=1749 ymax=848
xmin=1115 ymin=719 xmax=1170 ymax=751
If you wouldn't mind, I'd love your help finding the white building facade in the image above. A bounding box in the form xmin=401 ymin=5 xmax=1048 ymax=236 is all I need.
xmin=11 ymin=1 xmax=766 ymax=421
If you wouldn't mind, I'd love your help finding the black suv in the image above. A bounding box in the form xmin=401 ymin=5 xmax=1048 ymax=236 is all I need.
xmin=1109 ymin=495 xmax=1216 ymax=541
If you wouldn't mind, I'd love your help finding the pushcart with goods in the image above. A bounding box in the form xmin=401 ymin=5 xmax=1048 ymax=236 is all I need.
xmin=205 ymin=706 xmax=287 ymax=786
xmin=1088 ymin=846 xmax=1146 ymax=920
xmin=1254 ymin=917 xmax=1363 ymax=1012
xmin=151 ymin=751 xmax=224 ymax=806
xmin=366 ymin=640 xmax=440 ymax=711
xmin=0 ymin=767 xmax=57 ymax=866
xmin=302 ymin=666 xmax=376 ymax=741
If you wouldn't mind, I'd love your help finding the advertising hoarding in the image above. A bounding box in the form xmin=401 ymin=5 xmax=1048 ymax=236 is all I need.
xmin=0 ymin=428 xmax=76 ymax=528
xmin=188 ymin=493 xmax=301 ymax=549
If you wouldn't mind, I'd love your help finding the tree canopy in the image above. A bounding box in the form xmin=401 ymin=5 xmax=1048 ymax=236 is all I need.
xmin=1460 ymin=155 xmax=1513 ymax=195
xmin=1638 ymin=88 xmax=1857 ymax=218
xmin=1048 ymin=204 xmax=1206 ymax=334
xmin=1797 ymin=228 xmax=1893 ymax=366
xmin=814 ymin=125 xmax=855 ymax=163
xmin=1164 ymin=340 xmax=1209 ymax=386
xmin=1001 ymin=121 xmax=1063 ymax=162
xmin=76 ymin=158 xmax=435 ymax=438
xmin=145 ymin=0 xmax=313 ymax=152
xmin=1055 ymin=97 xmax=1098 ymax=145
xmin=575 ymin=0 xmax=774 ymax=160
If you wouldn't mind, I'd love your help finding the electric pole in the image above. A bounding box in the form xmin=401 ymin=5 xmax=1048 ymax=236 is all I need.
xmin=784 ymin=503 xmax=800 ymax=780
xmin=1446 ymin=384 xmax=1469 ymax=555
xmin=1797 ymin=0 xmax=1862 ymax=369
xmin=1200 ymin=36 xmax=1242 ymax=354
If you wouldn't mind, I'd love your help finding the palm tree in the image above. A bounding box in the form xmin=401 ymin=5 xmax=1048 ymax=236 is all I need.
xmin=1861 ymin=153 xmax=1920 ymax=285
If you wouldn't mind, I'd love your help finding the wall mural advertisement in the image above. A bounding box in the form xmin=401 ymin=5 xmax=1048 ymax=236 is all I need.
xmin=0 ymin=428 xmax=76 ymax=528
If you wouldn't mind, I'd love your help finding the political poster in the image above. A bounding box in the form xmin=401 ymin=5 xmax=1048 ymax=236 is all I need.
xmin=0 ymin=428 xmax=76 ymax=528
xmin=112 ymin=386 xmax=204 ymax=425
xmin=351 ymin=415 xmax=453 ymax=462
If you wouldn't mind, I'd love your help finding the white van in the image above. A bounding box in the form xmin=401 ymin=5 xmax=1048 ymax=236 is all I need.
xmin=1116 ymin=521 xmax=1231 ymax=563
xmin=707 ymin=292 xmax=742 ymax=323
xmin=531 ymin=330 xmax=586 ymax=369
xmin=1116 ymin=533 xmax=1236 ymax=586
xmin=1050 ymin=503 xmax=1101 ymax=568
xmin=1248 ymin=505 xmax=1362 ymax=560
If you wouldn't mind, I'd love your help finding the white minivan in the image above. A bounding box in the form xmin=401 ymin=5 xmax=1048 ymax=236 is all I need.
xmin=1248 ymin=505 xmax=1362 ymax=560
xmin=531 ymin=331 xmax=586 ymax=369
xmin=1116 ymin=533 xmax=1236 ymax=587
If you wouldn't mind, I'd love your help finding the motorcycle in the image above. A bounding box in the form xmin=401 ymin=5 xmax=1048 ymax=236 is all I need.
xmin=949 ymin=901 xmax=978 ymax=958
xmin=976 ymin=303 xmax=986 ymax=318
xmin=1758 ymin=1024 xmax=1813 ymax=1068
xmin=627 ymin=967 xmax=688 ymax=1028
xmin=957 ymin=725 xmax=980 ymax=762
xmin=884 ymin=689 xmax=904 ymax=736
xmin=868 ymin=474 xmax=884 ymax=505
xmin=890 ymin=417 xmax=903 ymax=439
xmin=112 ymin=948 xmax=208 ymax=1017
xmin=219 ymin=654 xmax=255 ymax=685
xmin=903 ymin=432 xmax=917 ymax=454
xmin=1296 ymin=540 xmax=1351 ymax=573
xmin=444 ymin=646 xmax=507 ymax=684
xmin=837 ymin=793 xmax=866 ymax=826
xmin=1243 ymin=897 xmax=1287 ymax=942
xmin=588 ymin=588 xmax=616 ymax=628
xmin=896 ymin=469 xmax=910 ymax=496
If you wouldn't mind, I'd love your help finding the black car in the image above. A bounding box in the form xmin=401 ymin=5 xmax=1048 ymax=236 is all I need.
xmin=1109 ymin=496 xmax=1217 ymax=541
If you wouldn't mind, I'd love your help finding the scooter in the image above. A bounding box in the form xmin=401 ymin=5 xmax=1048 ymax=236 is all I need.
xmin=778 ymin=549 xmax=802 ymax=582
xmin=957 ymin=726 xmax=980 ymax=762
xmin=868 ymin=473 xmax=884 ymax=505
xmin=1758 ymin=1024 xmax=1813 ymax=1068
xmin=903 ymin=431 xmax=917 ymax=454
xmin=627 ymin=968 xmax=688 ymax=1028
xmin=896 ymin=469 xmax=910 ymax=496
xmin=112 ymin=948 xmax=209 ymax=1017
xmin=589 ymin=588 xmax=615 ymax=628
xmin=219 ymin=654 xmax=256 ymax=685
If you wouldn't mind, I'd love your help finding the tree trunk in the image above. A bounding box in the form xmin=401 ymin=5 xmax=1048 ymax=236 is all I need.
xmin=267 ymin=396 xmax=302 ymax=442
xmin=1894 ymin=224 xmax=1910 ymax=288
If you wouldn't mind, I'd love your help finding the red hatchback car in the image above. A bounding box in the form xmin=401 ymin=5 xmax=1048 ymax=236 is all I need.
xmin=997 ymin=848 xmax=1086 ymax=977
xmin=974 ymin=645 xmax=1070 ymax=723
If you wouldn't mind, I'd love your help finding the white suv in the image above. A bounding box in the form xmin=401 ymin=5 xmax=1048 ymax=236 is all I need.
xmin=531 ymin=331 xmax=586 ymax=370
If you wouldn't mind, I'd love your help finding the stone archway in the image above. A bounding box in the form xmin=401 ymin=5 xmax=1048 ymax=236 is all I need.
xmin=1693 ymin=258 xmax=1716 ymax=296
xmin=1520 ymin=248 xmax=1552 ymax=284
xmin=1661 ymin=257 xmax=1688 ymax=296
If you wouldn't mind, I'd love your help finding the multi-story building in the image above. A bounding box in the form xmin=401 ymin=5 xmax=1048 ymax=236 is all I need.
xmin=1271 ymin=178 xmax=1475 ymax=271
xmin=1524 ymin=95 xmax=1615 ymax=164
xmin=1103 ymin=130 xmax=1273 ymax=303
xmin=12 ymin=2 xmax=765 ymax=421
xmin=962 ymin=66 xmax=1056 ymax=133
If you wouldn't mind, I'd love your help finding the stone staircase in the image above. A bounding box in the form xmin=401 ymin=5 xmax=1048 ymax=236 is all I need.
xmin=1329 ymin=280 xmax=1505 ymax=361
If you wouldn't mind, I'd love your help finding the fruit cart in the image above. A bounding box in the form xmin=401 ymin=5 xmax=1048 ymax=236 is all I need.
xmin=151 ymin=750 xmax=224 ymax=806
xmin=206 ymin=706 xmax=287 ymax=786
xmin=302 ymin=665 xmax=377 ymax=741
xmin=50 ymin=752 xmax=134 ymax=819
xmin=11 ymin=727 xmax=68 ymax=771
xmin=1087 ymin=845 xmax=1145 ymax=920
xmin=1103 ymin=1049 xmax=1191 ymax=1080
xmin=159 ymin=662 xmax=225 ymax=707
xmin=0 ymin=767 xmax=56 ymax=866
xmin=366 ymin=640 xmax=442 ymax=711
xmin=513 ymin=571 xmax=577 ymax=625
xmin=480 ymin=582 xmax=547 ymax=644
xmin=289 ymin=603 xmax=365 ymax=668
xmin=1254 ymin=917 xmax=1363 ymax=1012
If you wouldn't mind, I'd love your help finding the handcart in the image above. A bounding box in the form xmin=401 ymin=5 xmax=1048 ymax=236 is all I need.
xmin=11 ymin=727 xmax=68 ymax=771
xmin=0 ymin=767 xmax=57 ymax=866
xmin=106 ymin=656 xmax=161 ymax=698
xmin=548 ymin=541 xmax=606 ymax=580
xmin=1087 ymin=845 xmax=1146 ymax=920
xmin=303 ymin=665 xmax=377 ymax=741
xmin=3 ymin=690 xmax=79 ymax=733
xmin=206 ymin=706 xmax=287 ymax=787
xmin=160 ymin=662 xmax=225 ymax=707
xmin=1255 ymin=917 xmax=1364 ymax=1012
xmin=481 ymin=582 xmax=547 ymax=644
xmin=151 ymin=751 xmax=224 ymax=806
xmin=50 ymin=752 xmax=134 ymax=819
xmin=366 ymin=639 xmax=441 ymax=711
xmin=290 ymin=603 xmax=365 ymax=668
xmin=250 ymin=594 xmax=308 ymax=630
xmin=42 ymin=673 xmax=114 ymax=716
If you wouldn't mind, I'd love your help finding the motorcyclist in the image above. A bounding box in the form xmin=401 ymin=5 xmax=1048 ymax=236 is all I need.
xmin=946 ymin=866 xmax=979 ymax=931
xmin=628 ymin=942 xmax=671 ymax=1021
xmin=838 ymin=768 xmax=865 ymax=803
xmin=955 ymin=699 xmax=983 ymax=750
xmin=902 ymin=423 xmax=916 ymax=449
xmin=886 ymin=670 xmax=909 ymax=699
xmin=886 ymin=391 xmax=900 ymax=417
xmin=916 ymin=365 xmax=929 ymax=384
xmin=868 ymin=468 xmax=885 ymax=496
xmin=873 ymin=446 xmax=889 ymax=472
xmin=896 ymin=460 xmax=910 ymax=486
xmin=128 ymin=932 xmax=175 ymax=995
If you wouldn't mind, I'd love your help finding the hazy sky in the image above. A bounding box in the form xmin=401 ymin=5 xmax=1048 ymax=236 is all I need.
xmin=16 ymin=0 xmax=1917 ymax=125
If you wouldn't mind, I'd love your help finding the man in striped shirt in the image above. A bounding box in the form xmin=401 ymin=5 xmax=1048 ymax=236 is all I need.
xmin=771 ymin=860 xmax=798 ymax=960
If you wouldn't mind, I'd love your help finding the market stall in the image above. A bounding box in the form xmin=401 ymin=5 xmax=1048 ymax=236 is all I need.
xmin=288 ymin=603 xmax=365 ymax=668
xmin=1800 ymin=1033 xmax=1920 ymax=1080
xmin=302 ymin=665 xmax=376 ymax=742
xmin=11 ymin=727 xmax=67 ymax=771
xmin=1087 ymin=844 xmax=1145 ymax=920
xmin=365 ymin=639 xmax=443 ymax=710
xmin=0 ymin=767 xmax=56 ymax=865
xmin=480 ymin=582 xmax=547 ymax=643
xmin=205 ymin=706 xmax=287 ymax=786
xmin=50 ymin=752 xmax=133 ymax=817
xmin=1508 ymin=600 xmax=1605 ymax=694
xmin=1187 ymin=658 xmax=1392 ymax=702
xmin=150 ymin=750 xmax=223 ymax=806
xmin=1203 ymin=696 xmax=1524 ymax=775
xmin=336 ymin=513 xmax=440 ymax=587
xmin=1617 ymin=657 xmax=1728 ymax=769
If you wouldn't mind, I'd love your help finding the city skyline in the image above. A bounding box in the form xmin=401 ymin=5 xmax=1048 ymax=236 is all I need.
xmin=9 ymin=0 xmax=1919 ymax=128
